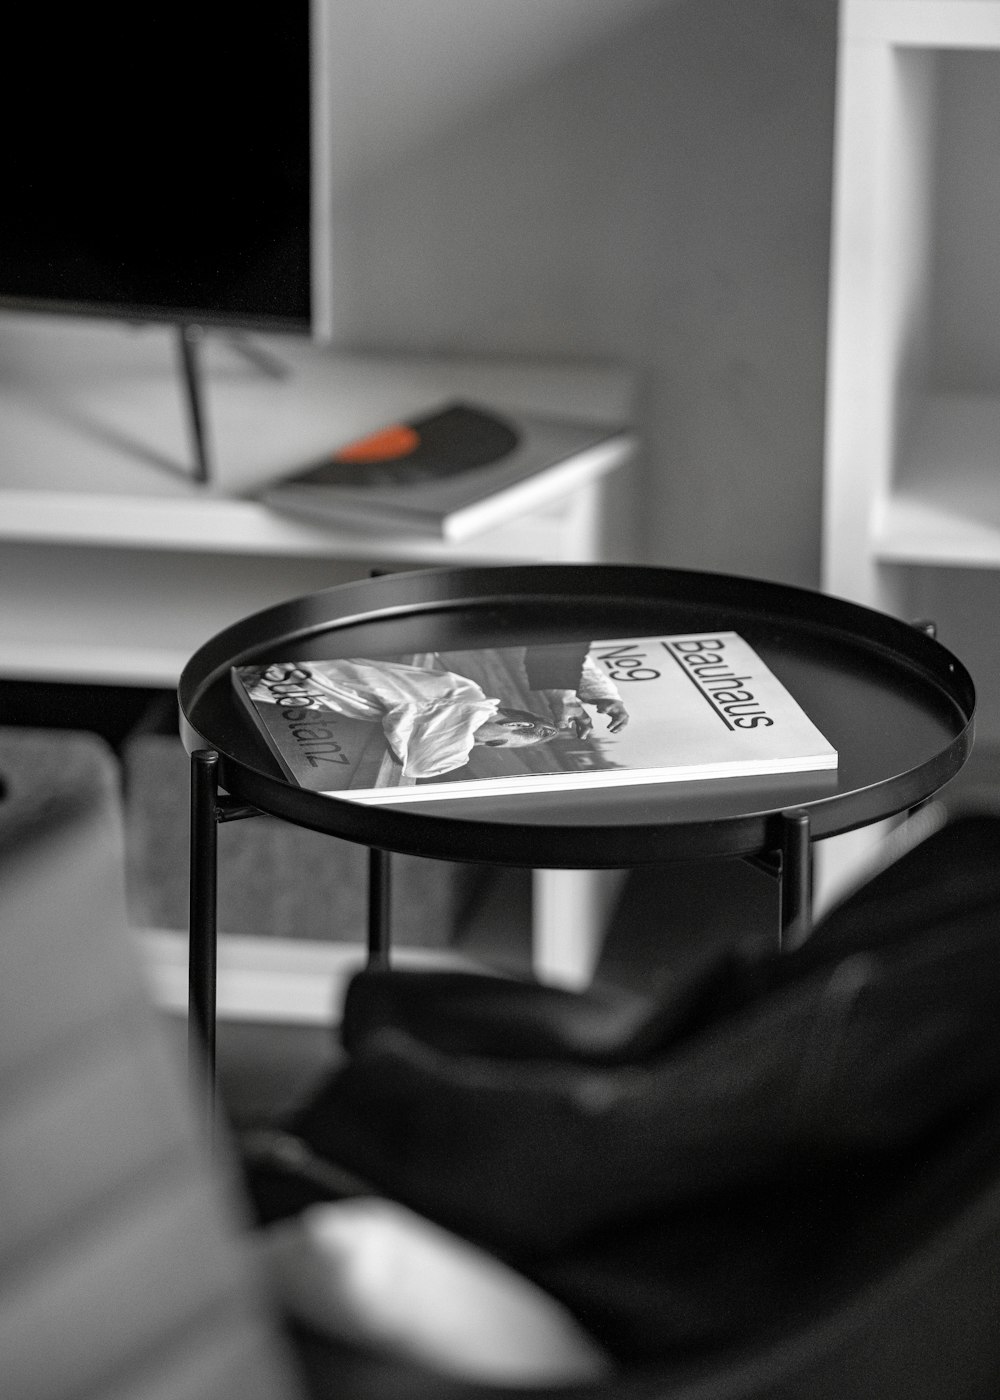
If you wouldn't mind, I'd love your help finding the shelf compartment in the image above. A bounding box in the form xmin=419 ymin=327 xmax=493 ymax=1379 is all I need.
xmin=847 ymin=0 xmax=1000 ymax=47
xmin=824 ymin=22 xmax=1000 ymax=602
xmin=0 ymin=480 xmax=615 ymax=561
xmin=876 ymin=394 xmax=1000 ymax=565
xmin=0 ymin=545 xmax=368 ymax=686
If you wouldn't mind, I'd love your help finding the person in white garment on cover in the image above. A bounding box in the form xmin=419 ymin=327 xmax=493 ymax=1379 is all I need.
xmin=528 ymin=652 xmax=630 ymax=739
xmin=254 ymin=658 xmax=562 ymax=781
xmin=252 ymin=649 xmax=630 ymax=782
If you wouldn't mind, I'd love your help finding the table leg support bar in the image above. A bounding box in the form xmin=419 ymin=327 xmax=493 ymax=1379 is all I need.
xmin=189 ymin=749 xmax=220 ymax=1118
xmin=367 ymin=848 xmax=392 ymax=969
xmin=778 ymin=808 xmax=812 ymax=952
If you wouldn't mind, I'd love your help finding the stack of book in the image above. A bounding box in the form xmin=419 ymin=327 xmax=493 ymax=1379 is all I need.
xmin=259 ymin=401 xmax=635 ymax=541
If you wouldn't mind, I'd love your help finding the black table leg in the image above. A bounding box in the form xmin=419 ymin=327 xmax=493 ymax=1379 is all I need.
xmin=779 ymin=808 xmax=812 ymax=951
xmin=367 ymin=847 xmax=392 ymax=969
xmin=189 ymin=749 xmax=220 ymax=1119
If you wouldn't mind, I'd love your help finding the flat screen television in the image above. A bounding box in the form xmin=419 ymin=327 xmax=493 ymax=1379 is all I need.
xmin=0 ymin=5 xmax=315 ymax=333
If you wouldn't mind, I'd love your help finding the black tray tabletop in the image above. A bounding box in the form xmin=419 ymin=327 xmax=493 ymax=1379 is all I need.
xmin=178 ymin=565 xmax=975 ymax=869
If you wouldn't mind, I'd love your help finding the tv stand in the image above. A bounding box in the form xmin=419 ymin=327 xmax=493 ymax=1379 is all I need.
xmin=175 ymin=325 xmax=211 ymax=484
xmin=175 ymin=326 xmax=291 ymax=485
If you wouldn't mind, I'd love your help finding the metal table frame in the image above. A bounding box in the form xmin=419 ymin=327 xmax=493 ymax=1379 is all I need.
xmin=179 ymin=565 xmax=975 ymax=1112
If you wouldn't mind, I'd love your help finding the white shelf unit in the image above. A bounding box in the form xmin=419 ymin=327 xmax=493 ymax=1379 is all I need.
xmin=823 ymin=0 xmax=1000 ymax=755
xmin=0 ymin=313 xmax=636 ymax=687
xmin=0 ymin=311 xmax=637 ymax=993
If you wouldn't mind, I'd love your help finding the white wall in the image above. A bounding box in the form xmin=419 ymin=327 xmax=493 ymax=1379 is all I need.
xmin=318 ymin=0 xmax=839 ymax=586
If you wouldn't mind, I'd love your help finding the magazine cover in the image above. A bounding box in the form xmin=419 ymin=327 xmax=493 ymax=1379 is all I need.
xmin=259 ymin=401 xmax=633 ymax=540
xmin=231 ymin=632 xmax=837 ymax=806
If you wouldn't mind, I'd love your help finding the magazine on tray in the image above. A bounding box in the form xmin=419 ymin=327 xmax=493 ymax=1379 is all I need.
xmin=231 ymin=632 xmax=837 ymax=806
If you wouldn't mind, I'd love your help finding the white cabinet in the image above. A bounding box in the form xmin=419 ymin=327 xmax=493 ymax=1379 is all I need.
xmin=0 ymin=314 xmax=636 ymax=686
xmin=823 ymin=0 xmax=1000 ymax=750
xmin=0 ymin=312 xmax=636 ymax=994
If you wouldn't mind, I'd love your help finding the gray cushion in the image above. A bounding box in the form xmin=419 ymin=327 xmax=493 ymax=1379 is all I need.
xmin=0 ymin=729 xmax=301 ymax=1400
xmin=123 ymin=733 xmax=474 ymax=947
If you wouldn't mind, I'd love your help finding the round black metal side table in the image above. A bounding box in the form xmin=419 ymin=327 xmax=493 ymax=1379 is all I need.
xmin=178 ymin=564 xmax=975 ymax=1105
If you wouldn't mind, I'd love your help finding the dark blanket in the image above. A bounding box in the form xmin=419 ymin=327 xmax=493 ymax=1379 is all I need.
xmin=282 ymin=816 xmax=1000 ymax=1364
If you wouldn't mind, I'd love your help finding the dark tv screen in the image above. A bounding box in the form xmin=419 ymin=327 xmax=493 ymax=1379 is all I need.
xmin=0 ymin=7 xmax=312 ymax=330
